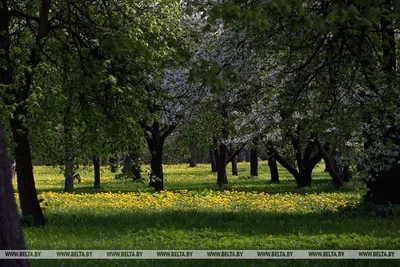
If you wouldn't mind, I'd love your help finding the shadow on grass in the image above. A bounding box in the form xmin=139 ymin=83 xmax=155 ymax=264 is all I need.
xmin=33 ymin=179 xmax=364 ymax=196
xmin=38 ymin=206 xmax=398 ymax=238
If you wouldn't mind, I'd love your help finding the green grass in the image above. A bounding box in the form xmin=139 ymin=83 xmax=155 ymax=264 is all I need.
xmin=14 ymin=162 xmax=400 ymax=266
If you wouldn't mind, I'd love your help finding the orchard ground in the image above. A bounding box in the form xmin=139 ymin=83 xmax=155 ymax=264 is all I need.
xmin=13 ymin=162 xmax=400 ymax=267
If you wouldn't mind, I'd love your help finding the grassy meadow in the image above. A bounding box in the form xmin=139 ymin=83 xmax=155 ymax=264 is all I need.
xmin=13 ymin=162 xmax=400 ymax=266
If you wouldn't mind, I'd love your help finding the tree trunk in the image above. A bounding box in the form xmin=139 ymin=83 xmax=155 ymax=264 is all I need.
xmin=343 ymin=165 xmax=351 ymax=182
xmin=296 ymin=170 xmax=312 ymax=187
xmin=1 ymin=0 xmax=49 ymax=228
xmin=10 ymin=116 xmax=46 ymax=226
xmin=149 ymin=146 xmax=164 ymax=192
xmin=93 ymin=156 xmax=100 ymax=189
xmin=216 ymin=143 xmax=228 ymax=185
xmin=250 ymin=147 xmax=258 ymax=176
xmin=245 ymin=149 xmax=251 ymax=162
xmin=315 ymin=139 xmax=343 ymax=188
xmin=189 ymin=146 xmax=197 ymax=167
xmin=231 ymin=155 xmax=238 ymax=176
xmin=267 ymin=140 xmax=322 ymax=187
xmin=237 ymin=150 xmax=245 ymax=162
xmin=64 ymin=158 xmax=74 ymax=193
xmin=268 ymin=157 xmax=279 ymax=183
xmin=63 ymin=109 xmax=74 ymax=193
xmin=122 ymin=152 xmax=141 ymax=181
xmin=109 ymin=157 xmax=119 ymax=173
xmin=142 ymin=122 xmax=175 ymax=192
xmin=0 ymin=122 xmax=30 ymax=267
xmin=209 ymin=149 xmax=217 ymax=172
xmin=366 ymin=165 xmax=400 ymax=205
xmin=213 ymin=148 xmax=219 ymax=172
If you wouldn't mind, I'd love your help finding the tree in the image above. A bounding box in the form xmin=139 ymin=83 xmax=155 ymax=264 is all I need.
xmin=0 ymin=0 xmax=49 ymax=226
xmin=0 ymin=122 xmax=29 ymax=267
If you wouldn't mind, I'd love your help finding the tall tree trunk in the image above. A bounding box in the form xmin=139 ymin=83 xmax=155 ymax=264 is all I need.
xmin=0 ymin=122 xmax=30 ymax=267
xmin=250 ymin=147 xmax=258 ymax=176
xmin=189 ymin=146 xmax=197 ymax=167
xmin=268 ymin=156 xmax=279 ymax=183
xmin=216 ymin=143 xmax=228 ymax=185
xmin=209 ymin=149 xmax=217 ymax=172
xmin=93 ymin=156 xmax=100 ymax=189
xmin=231 ymin=155 xmax=238 ymax=176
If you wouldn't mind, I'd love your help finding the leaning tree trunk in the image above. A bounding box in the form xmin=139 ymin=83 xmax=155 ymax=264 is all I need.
xmin=10 ymin=115 xmax=45 ymax=226
xmin=250 ymin=147 xmax=258 ymax=176
xmin=268 ymin=156 xmax=279 ymax=183
xmin=209 ymin=149 xmax=217 ymax=172
xmin=93 ymin=156 xmax=100 ymax=189
xmin=0 ymin=122 xmax=30 ymax=266
xmin=189 ymin=146 xmax=197 ymax=167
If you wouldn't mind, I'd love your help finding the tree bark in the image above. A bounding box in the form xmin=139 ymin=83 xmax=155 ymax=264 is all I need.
xmin=93 ymin=156 xmax=100 ymax=189
xmin=268 ymin=156 xmax=279 ymax=183
xmin=189 ymin=146 xmax=197 ymax=167
xmin=250 ymin=147 xmax=258 ymax=176
xmin=237 ymin=150 xmax=245 ymax=162
xmin=213 ymin=148 xmax=219 ymax=172
xmin=2 ymin=0 xmax=50 ymax=227
xmin=315 ymin=139 xmax=343 ymax=188
xmin=147 ymin=140 xmax=164 ymax=191
xmin=216 ymin=143 xmax=228 ymax=185
xmin=343 ymin=165 xmax=351 ymax=182
xmin=231 ymin=155 xmax=238 ymax=176
xmin=109 ymin=157 xmax=119 ymax=173
xmin=267 ymin=140 xmax=322 ymax=187
xmin=122 ymin=152 xmax=141 ymax=181
xmin=209 ymin=149 xmax=217 ymax=172
xmin=245 ymin=149 xmax=251 ymax=162
xmin=0 ymin=122 xmax=30 ymax=267
xmin=141 ymin=121 xmax=176 ymax=192
xmin=63 ymin=104 xmax=74 ymax=193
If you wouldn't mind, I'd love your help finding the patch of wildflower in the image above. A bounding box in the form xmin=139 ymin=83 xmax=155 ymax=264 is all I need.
xmin=16 ymin=190 xmax=361 ymax=214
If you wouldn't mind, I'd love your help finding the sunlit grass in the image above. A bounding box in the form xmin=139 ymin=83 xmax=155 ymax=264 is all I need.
xmin=14 ymin=161 xmax=400 ymax=267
